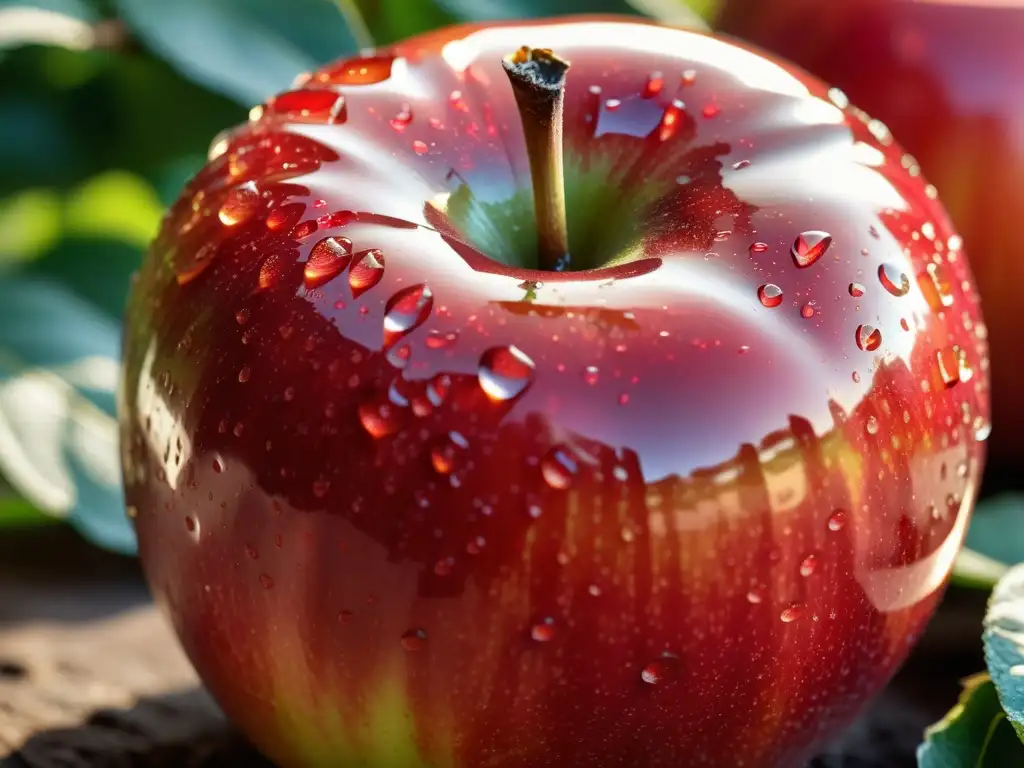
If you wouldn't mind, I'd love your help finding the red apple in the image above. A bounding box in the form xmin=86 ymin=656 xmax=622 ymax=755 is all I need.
xmin=119 ymin=16 xmax=990 ymax=768
xmin=716 ymin=0 xmax=1016 ymax=477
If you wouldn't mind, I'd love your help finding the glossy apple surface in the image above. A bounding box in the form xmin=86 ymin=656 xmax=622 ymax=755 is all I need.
xmin=717 ymin=0 xmax=1016 ymax=477
xmin=119 ymin=17 xmax=990 ymax=768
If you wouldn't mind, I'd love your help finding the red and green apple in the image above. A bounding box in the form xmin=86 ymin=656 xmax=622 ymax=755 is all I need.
xmin=119 ymin=16 xmax=990 ymax=768
xmin=716 ymin=0 xmax=1017 ymax=477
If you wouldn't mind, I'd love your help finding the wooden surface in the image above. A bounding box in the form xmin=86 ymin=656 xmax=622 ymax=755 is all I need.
xmin=0 ymin=526 xmax=990 ymax=768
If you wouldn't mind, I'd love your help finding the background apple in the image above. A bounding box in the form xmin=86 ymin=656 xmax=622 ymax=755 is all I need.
xmin=120 ymin=17 xmax=989 ymax=768
xmin=715 ymin=0 xmax=1021 ymax=483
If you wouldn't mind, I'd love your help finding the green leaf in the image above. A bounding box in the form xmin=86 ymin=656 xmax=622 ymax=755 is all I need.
xmin=114 ymin=0 xmax=359 ymax=105
xmin=0 ymin=276 xmax=135 ymax=554
xmin=984 ymin=564 xmax=1024 ymax=743
xmin=966 ymin=494 xmax=1024 ymax=570
xmin=0 ymin=188 xmax=62 ymax=265
xmin=953 ymin=548 xmax=1012 ymax=591
xmin=0 ymin=494 xmax=54 ymax=527
xmin=918 ymin=674 xmax=1024 ymax=767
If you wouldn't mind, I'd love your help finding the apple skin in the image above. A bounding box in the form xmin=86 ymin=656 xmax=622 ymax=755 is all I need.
xmin=716 ymin=0 xmax=1018 ymax=478
xmin=120 ymin=17 xmax=990 ymax=768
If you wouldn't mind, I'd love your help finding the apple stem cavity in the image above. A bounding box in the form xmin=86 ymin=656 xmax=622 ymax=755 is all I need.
xmin=502 ymin=46 xmax=571 ymax=272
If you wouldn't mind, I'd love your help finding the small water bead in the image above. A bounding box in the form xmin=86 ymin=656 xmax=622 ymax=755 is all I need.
xmin=383 ymin=284 xmax=433 ymax=342
xmin=358 ymin=400 xmax=401 ymax=438
xmin=401 ymin=628 xmax=427 ymax=651
xmin=866 ymin=416 xmax=879 ymax=435
xmin=792 ymin=231 xmax=832 ymax=268
xmin=530 ymin=618 xmax=556 ymax=642
xmin=780 ymin=602 xmax=806 ymax=623
xmin=588 ymin=584 xmax=602 ymax=597
xmin=749 ymin=242 xmax=768 ymax=254
xmin=425 ymin=330 xmax=458 ymax=350
xmin=583 ymin=366 xmax=599 ymax=385
xmin=800 ymin=303 xmax=816 ymax=319
xmin=799 ymin=553 xmax=820 ymax=577
xmin=682 ymin=69 xmax=697 ymax=85
xmin=641 ymin=653 xmax=681 ymax=685
xmin=266 ymin=203 xmax=304 ymax=232
xmin=304 ymin=236 xmax=352 ymax=288
xmin=643 ymin=71 xmax=664 ymax=98
xmin=238 ymin=366 xmax=251 ymax=383
xmin=316 ymin=54 xmax=394 ymax=86
xmin=758 ymin=283 xmax=783 ymax=308
xmin=389 ymin=104 xmax=413 ymax=132
xmin=259 ymin=573 xmax=275 ymax=590
xmin=236 ymin=308 xmax=250 ymax=325
xmin=878 ymin=263 xmax=911 ymax=296
xmin=259 ymin=254 xmax=285 ymax=289
xmin=655 ymin=100 xmax=685 ymax=142
xmin=919 ymin=262 xmax=954 ymax=311
xmin=746 ymin=589 xmax=763 ymax=604
xmin=828 ymin=509 xmax=848 ymax=532
xmin=412 ymin=140 xmax=429 ymax=155
xmin=185 ymin=516 xmax=199 ymax=538
xmin=349 ymin=249 xmax=385 ymax=298
xmin=312 ymin=479 xmax=330 ymax=498
xmin=541 ymin=446 xmax=577 ymax=490
xmin=605 ymin=98 xmax=621 ymax=111
xmin=855 ymin=324 xmax=882 ymax=352
xmin=218 ymin=182 xmax=260 ymax=226
xmin=849 ymin=282 xmax=865 ymax=297
xmin=431 ymin=431 xmax=468 ymax=475
xmin=702 ymin=103 xmax=720 ymax=119
xmin=935 ymin=347 xmax=961 ymax=388
xmin=267 ymin=89 xmax=347 ymax=124
xmin=478 ymin=345 xmax=535 ymax=401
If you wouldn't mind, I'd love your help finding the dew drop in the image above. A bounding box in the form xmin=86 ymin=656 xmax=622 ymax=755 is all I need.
xmin=855 ymin=324 xmax=882 ymax=352
xmin=583 ymin=365 xmax=599 ymax=385
xmin=389 ymin=103 xmax=413 ymax=131
xmin=259 ymin=573 xmax=275 ymax=590
xmin=267 ymin=89 xmax=346 ymax=123
xmin=259 ymin=253 xmax=285 ymax=289
xmin=384 ymin=284 xmax=433 ymax=342
xmin=878 ymin=263 xmax=911 ymax=296
xmin=935 ymin=347 xmax=961 ymax=388
xmin=317 ymin=55 xmax=394 ymax=86
xmin=758 ymin=283 xmax=783 ymax=308
xmin=749 ymin=242 xmax=769 ymax=255
xmin=641 ymin=653 xmax=681 ymax=685
xmin=799 ymin=553 xmax=819 ymax=577
xmin=541 ymin=446 xmax=577 ymax=490
xmin=655 ymin=99 xmax=685 ymax=142
xmin=218 ymin=182 xmax=260 ymax=226
xmin=401 ymin=628 xmax=427 ymax=651
xmin=828 ymin=509 xmax=848 ymax=532
xmin=780 ymin=602 xmax=806 ymax=623
xmin=478 ymin=345 xmax=535 ymax=401
xmin=643 ymin=71 xmax=664 ymax=98
xmin=918 ymin=262 xmax=954 ymax=312
xmin=266 ymin=202 xmax=304 ymax=232
xmin=792 ymin=231 xmax=832 ymax=268
xmin=866 ymin=415 xmax=879 ymax=435
xmin=431 ymin=431 xmax=468 ymax=475
xmin=238 ymin=366 xmax=251 ymax=383
xmin=746 ymin=589 xmax=763 ymax=604
xmin=304 ymin=236 xmax=352 ymax=288
xmin=702 ymin=103 xmax=720 ymax=118
xmin=425 ymin=330 xmax=458 ymax=349
xmin=358 ymin=400 xmax=401 ymax=438
xmin=849 ymin=282 xmax=865 ymax=297
xmin=800 ymin=303 xmax=815 ymax=319
xmin=412 ymin=140 xmax=429 ymax=155
xmin=349 ymin=249 xmax=385 ymax=298
xmin=530 ymin=618 xmax=556 ymax=642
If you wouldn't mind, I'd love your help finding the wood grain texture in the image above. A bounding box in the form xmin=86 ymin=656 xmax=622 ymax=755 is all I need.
xmin=0 ymin=527 xmax=988 ymax=768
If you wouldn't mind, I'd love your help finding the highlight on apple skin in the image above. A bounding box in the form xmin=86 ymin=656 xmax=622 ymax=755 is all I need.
xmin=119 ymin=17 xmax=990 ymax=768
xmin=716 ymin=0 xmax=1016 ymax=476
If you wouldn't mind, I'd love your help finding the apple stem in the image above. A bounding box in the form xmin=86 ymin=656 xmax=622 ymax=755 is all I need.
xmin=502 ymin=46 xmax=571 ymax=272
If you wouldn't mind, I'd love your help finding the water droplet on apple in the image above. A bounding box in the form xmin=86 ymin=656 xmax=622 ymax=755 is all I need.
xmin=655 ymin=99 xmax=685 ymax=142
xmin=317 ymin=54 xmax=394 ymax=86
xmin=702 ymin=103 xmax=720 ymax=119
xmin=792 ymin=231 xmax=832 ymax=268
xmin=758 ymin=283 xmax=783 ymax=308
xmin=401 ymin=628 xmax=427 ymax=651
xmin=425 ymin=330 xmax=458 ymax=349
xmin=800 ymin=303 xmax=815 ymax=319
xmin=935 ymin=347 xmax=960 ymax=388
xmin=866 ymin=416 xmax=879 ymax=435
xmin=383 ymin=284 xmax=433 ymax=343
xmin=682 ymin=69 xmax=697 ymax=85
xmin=389 ymin=103 xmax=413 ymax=132
xmin=530 ymin=618 xmax=556 ymax=642
xmin=583 ymin=366 xmax=599 ymax=385
xmin=431 ymin=431 xmax=468 ymax=475
xmin=478 ymin=345 xmax=535 ymax=401
xmin=349 ymin=249 xmax=385 ymax=298
xmin=746 ymin=589 xmax=763 ymax=604
xmin=541 ymin=446 xmax=577 ymax=490
xmin=427 ymin=373 xmax=450 ymax=406
xmin=919 ymin=263 xmax=954 ymax=312
xmin=749 ymin=242 xmax=768 ymax=255
xmin=878 ymin=263 xmax=910 ymax=296
xmin=799 ymin=553 xmax=819 ymax=577
xmin=780 ymin=602 xmax=806 ymax=623
xmin=185 ymin=516 xmax=199 ymax=539
xmin=412 ymin=140 xmax=429 ymax=155
xmin=849 ymin=282 xmax=865 ymax=297
xmin=641 ymin=653 xmax=681 ymax=685
xmin=259 ymin=253 xmax=285 ymax=289
xmin=828 ymin=509 xmax=848 ymax=532
xmin=304 ymin=236 xmax=352 ymax=288
xmin=259 ymin=573 xmax=275 ymax=590
xmin=643 ymin=71 xmax=664 ymax=98
xmin=358 ymin=400 xmax=402 ymax=438
xmin=605 ymin=98 xmax=621 ymax=111
xmin=266 ymin=89 xmax=347 ymax=123
xmin=266 ymin=202 xmax=304 ymax=232
xmin=238 ymin=367 xmax=251 ymax=383
xmin=855 ymin=324 xmax=882 ymax=351
xmin=219 ymin=182 xmax=259 ymax=226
